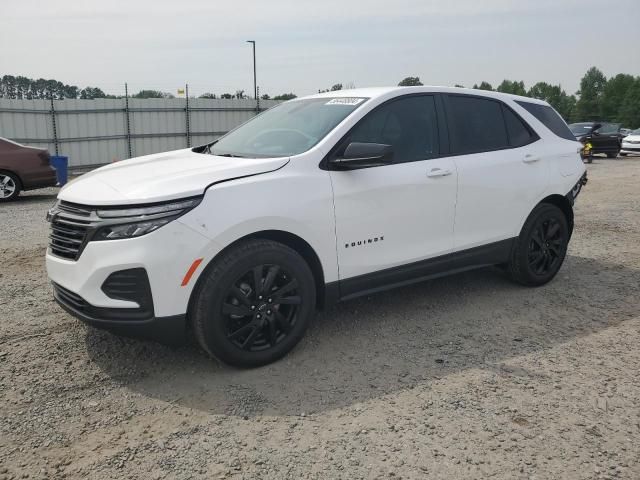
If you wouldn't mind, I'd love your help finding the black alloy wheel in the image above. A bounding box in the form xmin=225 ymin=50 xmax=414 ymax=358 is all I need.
xmin=222 ymin=264 xmax=301 ymax=352
xmin=527 ymin=218 xmax=563 ymax=276
xmin=192 ymin=239 xmax=315 ymax=367
xmin=507 ymin=203 xmax=569 ymax=286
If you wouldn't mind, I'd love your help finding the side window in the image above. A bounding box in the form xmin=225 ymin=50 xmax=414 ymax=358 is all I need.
xmin=502 ymin=106 xmax=536 ymax=147
xmin=598 ymin=123 xmax=619 ymax=134
xmin=348 ymin=95 xmax=439 ymax=163
xmin=447 ymin=96 xmax=509 ymax=154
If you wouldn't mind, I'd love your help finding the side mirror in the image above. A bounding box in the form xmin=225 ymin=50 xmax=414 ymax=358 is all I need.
xmin=330 ymin=142 xmax=394 ymax=170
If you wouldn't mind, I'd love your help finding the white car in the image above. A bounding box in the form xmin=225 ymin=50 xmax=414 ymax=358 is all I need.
xmin=46 ymin=87 xmax=587 ymax=367
xmin=620 ymin=128 xmax=640 ymax=156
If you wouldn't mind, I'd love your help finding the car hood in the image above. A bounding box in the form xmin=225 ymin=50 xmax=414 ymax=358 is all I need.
xmin=623 ymin=135 xmax=640 ymax=142
xmin=58 ymin=148 xmax=289 ymax=206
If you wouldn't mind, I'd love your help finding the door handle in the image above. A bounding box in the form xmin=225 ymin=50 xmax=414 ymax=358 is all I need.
xmin=426 ymin=168 xmax=452 ymax=177
xmin=523 ymin=154 xmax=541 ymax=163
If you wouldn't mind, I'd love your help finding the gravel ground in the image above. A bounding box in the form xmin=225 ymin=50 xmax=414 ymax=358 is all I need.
xmin=1 ymin=158 xmax=639 ymax=479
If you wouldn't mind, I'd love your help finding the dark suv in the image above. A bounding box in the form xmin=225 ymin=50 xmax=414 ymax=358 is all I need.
xmin=569 ymin=122 xmax=621 ymax=158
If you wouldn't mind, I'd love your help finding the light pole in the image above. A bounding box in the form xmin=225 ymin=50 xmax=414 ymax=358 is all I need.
xmin=246 ymin=40 xmax=257 ymax=100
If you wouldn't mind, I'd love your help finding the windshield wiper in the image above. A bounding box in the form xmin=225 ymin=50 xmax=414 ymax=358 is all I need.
xmin=214 ymin=152 xmax=246 ymax=158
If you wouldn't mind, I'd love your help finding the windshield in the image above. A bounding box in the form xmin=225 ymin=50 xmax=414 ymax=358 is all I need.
xmin=630 ymin=128 xmax=640 ymax=135
xmin=569 ymin=123 xmax=593 ymax=135
xmin=209 ymin=97 xmax=367 ymax=158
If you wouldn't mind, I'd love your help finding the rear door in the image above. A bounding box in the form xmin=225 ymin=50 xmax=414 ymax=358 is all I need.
xmin=444 ymin=94 xmax=548 ymax=251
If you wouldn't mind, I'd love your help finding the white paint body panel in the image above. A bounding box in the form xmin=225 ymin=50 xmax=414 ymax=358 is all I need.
xmin=46 ymin=86 xmax=586 ymax=319
xmin=330 ymin=157 xmax=457 ymax=279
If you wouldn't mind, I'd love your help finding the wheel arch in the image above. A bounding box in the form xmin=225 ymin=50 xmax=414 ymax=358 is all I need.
xmin=537 ymin=194 xmax=574 ymax=238
xmin=187 ymin=229 xmax=331 ymax=326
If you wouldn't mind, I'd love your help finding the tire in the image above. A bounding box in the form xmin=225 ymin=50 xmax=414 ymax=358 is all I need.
xmin=606 ymin=152 xmax=618 ymax=158
xmin=620 ymin=153 xmax=627 ymax=157
xmin=191 ymin=239 xmax=316 ymax=367
xmin=507 ymin=203 xmax=569 ymax=287
xmin=0 ymin=171 xmax=21 ymax=202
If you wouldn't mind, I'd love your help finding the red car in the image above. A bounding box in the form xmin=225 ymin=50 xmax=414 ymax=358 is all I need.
xmin=0 ymin=138 xmax=57 ymax=201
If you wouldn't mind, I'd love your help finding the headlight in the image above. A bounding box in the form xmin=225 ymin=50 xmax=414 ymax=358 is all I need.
xmin=94 ymin=218 xmax=173 ymax=240
xmin=93 ymin=197 xmax=201 ymax=241
xmin=96 ymin=197 xmax=201 ymax=218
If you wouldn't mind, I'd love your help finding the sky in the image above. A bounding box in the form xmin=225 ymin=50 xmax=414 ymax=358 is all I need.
xmin=2 ymin=0 xmax=639 ymax=98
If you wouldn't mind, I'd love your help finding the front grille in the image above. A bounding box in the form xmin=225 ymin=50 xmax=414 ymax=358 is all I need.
xmin=49 ymin=202 xmax=95 ymax=260
xmin=59 ymin=201 xmax=92 ymax=217
xmin=50 ymin=216 xmax=91 ymax=260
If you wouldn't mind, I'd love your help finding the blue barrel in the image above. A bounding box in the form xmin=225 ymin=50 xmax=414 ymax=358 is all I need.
xmin=50 ymin=155 xmax=69 ymax=186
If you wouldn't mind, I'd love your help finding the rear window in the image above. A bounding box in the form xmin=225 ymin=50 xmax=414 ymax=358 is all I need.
xmin=515 ymin=101 xmax=574 ymax=141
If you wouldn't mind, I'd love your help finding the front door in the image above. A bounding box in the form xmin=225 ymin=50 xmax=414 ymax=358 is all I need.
xmin=328 ymin=95 xmax=457 ymax=293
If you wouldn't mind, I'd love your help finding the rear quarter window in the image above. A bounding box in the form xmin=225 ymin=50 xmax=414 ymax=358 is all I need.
xmin=515 ymin=101 xmax=575 ymax=141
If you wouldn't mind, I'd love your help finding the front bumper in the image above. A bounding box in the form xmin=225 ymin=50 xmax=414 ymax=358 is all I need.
xmin=53 ymin=281 xmax=186 ymax=344
xmin=46 ymin=217 xmax=219 ymax=343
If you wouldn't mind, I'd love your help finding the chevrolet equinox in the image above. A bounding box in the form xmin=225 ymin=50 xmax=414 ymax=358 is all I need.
xmin=46 ymin=87 xmax=587 ymax=367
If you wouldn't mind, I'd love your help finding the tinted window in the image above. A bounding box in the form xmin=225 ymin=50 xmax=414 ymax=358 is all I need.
xmin=502 ymin=106 xmax=535 ymax=147
xmin=348 ymin=95 xmax=439 ymax=163
xmin=516 ymin=101 xmax=574 ymax=141
xmin=447 ymin=96 xmax=509 ymax=154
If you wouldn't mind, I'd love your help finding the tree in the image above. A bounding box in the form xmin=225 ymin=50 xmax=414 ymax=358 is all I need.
xmin=318 ymin=83 xmax=343 ymax=93
xmin=454 ymin=84 xmax=465 ymax=88
xmin=398 ymin=76 xmax=423 ymax=86
xmin=496 ymin=80 xmax=527 ymax=96
xmin=79 ymin=87 xmax=107 ymax=99
xmin=272 ymin=93 xmax=297 ymax=101
xmin=527 ymin=82 xmax=576 ymax=121
xmin=220 ymin=93 xmax=234 ymax=99
xmin=617 ymin=78 xmax=640 ymax=128
xmin=132 ymin=89 xmax=174 ymax=99
xmin=260 ymin=93 xmax=271 ymax=100
xmin=601 ymin=73 xmax=636 ymax=122
xmin=234 ymin=90 xmax=246 ymax=99
xmin=472 ymin=81 xmax=493 ymax=91
xmin=575 ymin=67 xmax=607 ymax=121
xmin=199 ymin=92 xmax=217 ymax=99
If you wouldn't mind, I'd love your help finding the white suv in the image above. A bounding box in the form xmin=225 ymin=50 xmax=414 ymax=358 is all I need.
xmin=46 ymin=87 xmax=587 ymax=367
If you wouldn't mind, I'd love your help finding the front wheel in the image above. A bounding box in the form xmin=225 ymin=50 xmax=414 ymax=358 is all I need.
xmin=191 ymin=239 xmax=316 ymax=367
xmin=507 ymin=204 xmax=569 ymax=286
xmin=606 ymin=151 xmax=618 ymax=158
xmin=620 ymin=152 xmax=628 ymax=157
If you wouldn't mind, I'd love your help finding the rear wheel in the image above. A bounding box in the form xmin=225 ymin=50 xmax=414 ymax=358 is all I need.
xmin=507 ymin=204 xmax=569 ymax=286
xmin=606 ymin=151 xmax=618 ymax=158
xmin=620 ymin=152 xmax=628 ymax=157
xmin=191 ymin=239 xmax=316 ymax=367
xmin=0 ymin=171 xmax=20 ymax=202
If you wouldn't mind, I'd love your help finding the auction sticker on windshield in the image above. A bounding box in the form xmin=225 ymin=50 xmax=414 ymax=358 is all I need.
xmin=325 ymin=98 xmax=365 ymax=106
